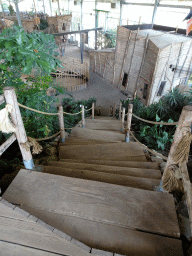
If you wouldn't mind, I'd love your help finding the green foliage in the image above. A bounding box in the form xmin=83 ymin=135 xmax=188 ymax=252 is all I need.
xmin=115 ymin=88 xmax=192 ymax=152
xmin=40 ymin=18 xmax=49 ymax=30
xmin=8 ymin=4 xmax=15 ymax=15
xmin=104 ymin=30 xmax=116 ymax=48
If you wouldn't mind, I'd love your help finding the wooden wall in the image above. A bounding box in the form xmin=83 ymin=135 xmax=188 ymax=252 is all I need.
xmin=47 ymin=14 xmax=72 ymax=33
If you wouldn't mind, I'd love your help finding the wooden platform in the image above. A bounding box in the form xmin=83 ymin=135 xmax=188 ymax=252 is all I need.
xmin=0 ymin=198 xmax=96 ymax=256
xmin=2 ymin=169 xmax=183 ymax=255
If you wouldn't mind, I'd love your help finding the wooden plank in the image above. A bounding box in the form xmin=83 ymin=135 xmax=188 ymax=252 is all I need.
xmin=59 ymin=158 xmax=159 ymax=169
xmin=59 ymin=142 xmax=146 ymax=161
xmin=46 ymin=161 xmax=161 ymax=179
xmin=15 ymin=204 xmax=183 ymax=256
xmin=82 ymin=122 xmax=121 ymax=131
xmin=0 ymin=201 xmax=93 ymax=256
xmin=41 ymin=165 xmax=160 ymax=191
xmin=3 ymin=169 xmax=180 ymax=238
xmin=0 ymin=241 xmax=60 ymax=256
xmin=0 ymin=134 xmax=17 ymax=156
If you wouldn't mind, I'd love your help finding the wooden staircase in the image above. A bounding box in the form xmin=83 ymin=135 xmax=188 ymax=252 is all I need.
xmin=2 ymin=116 xmax=184 ymax=255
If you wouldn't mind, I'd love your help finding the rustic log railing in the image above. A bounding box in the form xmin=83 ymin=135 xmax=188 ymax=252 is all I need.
xmin=123 ymin=102 xmax=192 ymax=240
xmin=0 ymin=87 xmax=95 ymax=169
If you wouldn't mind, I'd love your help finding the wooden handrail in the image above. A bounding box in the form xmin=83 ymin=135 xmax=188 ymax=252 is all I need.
xmin=0 ymin=134 xmax=16 ymax=156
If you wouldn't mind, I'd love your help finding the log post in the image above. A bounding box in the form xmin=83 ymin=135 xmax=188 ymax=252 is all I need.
xmin=57 ymin=105 xmax=65 ymax=143
xmin=3 ymin=87 xmax=34 ymax=170
xmin=119 ymin=101 xmax=122 ymax=120
xmin=92 ymin=102 xmax=94 ymax=119
xmin=125 ymin=104 xmax=133 ymax=142
xmin=161 ymin=105 xmax=192 ymax=237
xmin=82 ymin=105 xmax=85 ymax=128
xmin=120 ymin=107 xmax=125 ymax=132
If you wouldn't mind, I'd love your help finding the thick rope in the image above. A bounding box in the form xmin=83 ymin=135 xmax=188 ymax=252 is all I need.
xmin=172 ymin=126 xmax=192 ymax=165
xmin=129 ymin=130 xmax=168 ymax=160
xmin=35 ymin=131 xmax=61 ymax=141
xmin=0 ymin=104 xmax=16 ymax=133
xmin=125 ymin=112 xmax=178 ymax=126
xmin=162 ymin=164 xmax=181 ymax=192
xmin=21 ymin=137 xmax=43 ymax=155
xmin=84 ymin=107 xmax=93 ymax=112
xmin=18 ymin=103 xmax=59 ymax=116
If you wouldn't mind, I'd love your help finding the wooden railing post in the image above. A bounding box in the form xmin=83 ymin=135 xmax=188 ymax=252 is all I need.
xmin=3 ymin=87 xmax=34 ymax=170
xmin=120 ymin=107 xmax=125 ymax=132
xmin=160 ymin=105 xmax=192 ymax=238
xmin=125 ymin=104 xmax=133 ymax=142
xmin=57 ymin=105 xmax=65 ymax=143
xmin=92 ymin=102 xmax=94 ymax=119
xmin=82 ymin=105 xmax=85 ymax=128
xmin=119 ymin=101 xmax=122 ymax=120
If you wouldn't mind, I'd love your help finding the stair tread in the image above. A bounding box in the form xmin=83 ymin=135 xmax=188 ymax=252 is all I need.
xmin=60 ymin=159 xmax=159 ymax=169
xmin=47 ymin=161 xmax=161 ymax=179
xmin=42 ymin=165 xmax=160 ymax=191
xmin=0 ymin=199 xmax=92 ymax=256
xmin=59 ymin=142 xmax=147 ymax=161
xmin=3 ymin=169 xmax=180 ymax=239
xmin=70 ymin=127 xmax=126 ymax=142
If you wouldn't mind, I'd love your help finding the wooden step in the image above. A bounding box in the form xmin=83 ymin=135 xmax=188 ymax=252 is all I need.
xmin=93 ymin=116 xmax=117 ymax=120
xmin=59 ymin=142 xmax=147 ymax=161
xmin=79 ymin=122 xmax=121 ymax=131
xmin=3 ymin=169 xmax=181 ymax=255
xmin=63 ymin=138 xmax=121 ymax=145
xmin=0 ymin=199 xmax=93 ymax=256
xmin=47 ymin=161 xmax=161 ymax=179
xmin=70 ymin=127 xmax=126 ymax=142
xmin=60 ymin=158 xmax=159 ymax=169
xmin=41 ymin=165 xmax=160 ymax=191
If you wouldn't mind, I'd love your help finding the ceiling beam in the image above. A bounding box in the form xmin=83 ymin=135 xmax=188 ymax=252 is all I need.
xmin=123 ymin=1 xmax=191 ymax=9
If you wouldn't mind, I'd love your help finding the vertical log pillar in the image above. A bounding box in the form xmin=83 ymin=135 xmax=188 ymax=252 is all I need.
xmin=3 ymin=87 xmax=34 ymax=169
xmin=82 ymin=105 xmax=85 ymax=128
xmin=58 ymin=105 xmax=65 ymax=143
xmin=92 ymin=102 xmax=94 ymax=119
xmin=119 ymin=101 xmax=122 ymax=120
xmin=121 ymin=107 xmax=125 ymax=132
xmin=125 ymin=104 xmax=133 ymax=142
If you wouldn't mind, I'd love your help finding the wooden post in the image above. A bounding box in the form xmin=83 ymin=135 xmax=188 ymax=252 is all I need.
xmin=82 ymin=105 xmax=85 ymax=128
xmin=121 ymin=107 xmax=125 ymax=132
xmin=92 ymin=102 xmax=94 ymax=119
xmin=125 ymin=104 xmax=133 ymax=142
xmin=58 ymin=105 xmax=65 ymax=143
xmin=161 ymin=105 xmax=192 ymax=238
xmin=3 ymin=87 xmax=34 ymax=170
xmin=119 ymin=101 xmax=122 ymax=120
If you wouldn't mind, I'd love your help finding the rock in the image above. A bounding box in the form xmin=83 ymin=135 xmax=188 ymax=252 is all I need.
xmin=46 ymin=87 xmax=57 ymax=96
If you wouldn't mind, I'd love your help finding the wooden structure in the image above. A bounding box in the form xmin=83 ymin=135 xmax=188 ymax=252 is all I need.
xmin=47 ymin=14 xmax=72 ymax=34
xmin=90 ymin=24 xmax=192 ymax=106
xmin=53 ymin=58 xmax=89 ymax=92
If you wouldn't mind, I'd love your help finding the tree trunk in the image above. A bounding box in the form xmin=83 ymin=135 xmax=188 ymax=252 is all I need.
xmin=14 ymin=0 xmax=22 ymax=27
xmin=0 ymin=0 xmax=4 ymax=13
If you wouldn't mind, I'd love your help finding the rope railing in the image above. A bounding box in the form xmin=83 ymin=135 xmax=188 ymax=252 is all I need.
xmin=124 ymin=111 xmax=178 ymax=126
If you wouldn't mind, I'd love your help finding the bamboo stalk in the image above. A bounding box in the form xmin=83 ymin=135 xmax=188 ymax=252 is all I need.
xmin=58 ymin=105 xmax=65 ymax=143
xmin=82 ymin=105 xmax=85 ymax=128
xmin=121 ymin=107 xmax=125 ymax=132
xmin=125 ymin=104 xmax=133 ymax=142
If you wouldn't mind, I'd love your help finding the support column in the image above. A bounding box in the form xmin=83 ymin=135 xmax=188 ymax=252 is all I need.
xmin=49 ymin=0 xmax=52 ymax=16
xmin=125 ymin=104 xmax=133 ymax=142
xmin=57 ymin=0 xmax=61 ymax=15
xmin=58 ymin=105 xmax=65 ymax=143
xmin=0 ymin=0 xmax=4 ymax=13
xmin=92 ymin=102 xmax=94 ymax=119
xmin=119 ymin=0 xmax=123 ymax=26
xmin=42 ymin=0 xmax=46 ymax=14
xmin=121 ymin=107 xmax=125 ymax=132
xmin=82 ymin=105 xmax=85 ymax=128
xmin=152 ymin=0 xmax=160 ymax=24
xmin=3 ymin=87 xmax=34 ymax=170
xmin=95 ymin=0 xmax=98 ymax=50
xmin=81 ymin=0 xmax=83 ymax=29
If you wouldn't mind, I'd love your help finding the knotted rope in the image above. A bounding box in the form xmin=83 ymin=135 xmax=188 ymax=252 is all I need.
xmin=162 ymin=164 xmax=181 ymax=192
xmin=21 ymin=137 xmax=43 ymax=155
xmin=0 ymin=104 xmax=16 ymax=133
xmin=162 ymin=126 xmax=192 ymax=192
xmin=172 ymin=126 xmax=192 ymax=166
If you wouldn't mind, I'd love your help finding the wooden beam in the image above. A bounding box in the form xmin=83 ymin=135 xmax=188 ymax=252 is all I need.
xmin=0 ymin=95 xmax=5 ymax=105
xmin=152 ymin=0 xmax=160 ymax=24
xmin=0 ymin=134 xmax=16 ymax=156
xmin=53 ymin=27 xmax=102 ymax=37
xmin=123 ymin=1 xmax=191 ymax=9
